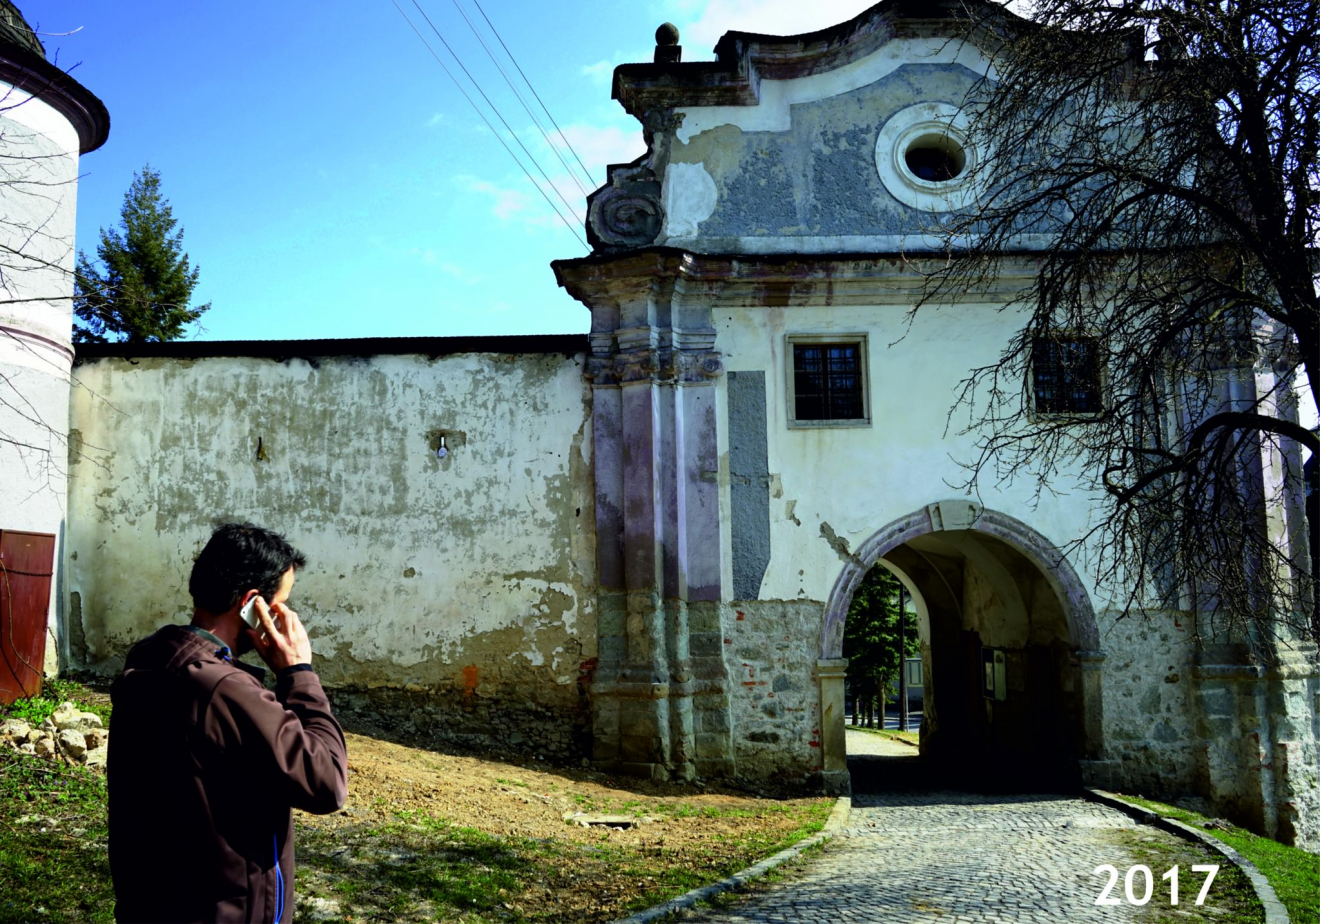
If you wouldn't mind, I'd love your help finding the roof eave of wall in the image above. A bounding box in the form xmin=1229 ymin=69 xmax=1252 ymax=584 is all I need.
xmin=73 ymin=334 xmax=590 ymax=364
xmin=612 ymin=0 xmax=1026 ymax=119
xmin=0 ymin=41 xmax=109 ymax=153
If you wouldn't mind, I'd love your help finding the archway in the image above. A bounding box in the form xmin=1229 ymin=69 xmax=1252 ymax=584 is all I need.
xmin=817 ymin=501 xmax=1106 ymax=792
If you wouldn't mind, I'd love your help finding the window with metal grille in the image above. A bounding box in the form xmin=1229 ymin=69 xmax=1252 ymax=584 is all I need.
xmin=793 ymin=342 xmax=864 ymax=422
xmin=1032 ymin=335 xmax=1102 ymax=414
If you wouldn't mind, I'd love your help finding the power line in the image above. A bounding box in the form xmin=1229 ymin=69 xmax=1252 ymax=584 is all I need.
xmin=471 ymin=0 xmax=597 ymax=188
xmin=448 ymin=0 xmax=592 ymax=197
xmin=405 ymin=0 xmax=586 ymax=238
xmin=387 ymin=0 xmax=585 ymax=248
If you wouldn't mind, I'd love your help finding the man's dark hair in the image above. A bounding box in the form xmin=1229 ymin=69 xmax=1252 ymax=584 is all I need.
xmin=189 ymin=523 xmax=307 ymax=614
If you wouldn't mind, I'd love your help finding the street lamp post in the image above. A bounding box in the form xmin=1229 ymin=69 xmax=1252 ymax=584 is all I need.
xmin=898 ymin=585 xmax=909 ymax=732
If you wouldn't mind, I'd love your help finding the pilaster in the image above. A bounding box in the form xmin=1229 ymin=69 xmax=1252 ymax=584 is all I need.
xmin=579 ymin=277 xmax=727 ymax=781
xmin=817 ymin=658 xmax=850 ymax=794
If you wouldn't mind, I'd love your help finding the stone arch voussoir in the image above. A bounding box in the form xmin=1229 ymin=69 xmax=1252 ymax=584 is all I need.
xmin=819 ymin=500 xmax=1100 ymax=660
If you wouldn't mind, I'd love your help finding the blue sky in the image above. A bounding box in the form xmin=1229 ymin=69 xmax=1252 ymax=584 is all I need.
xmin=22 ymin=0 xmax=876 ymax=342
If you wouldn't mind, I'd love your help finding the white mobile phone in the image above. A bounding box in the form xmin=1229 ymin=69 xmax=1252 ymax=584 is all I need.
xmin=240 ymin=596 xmax=259 ymax=629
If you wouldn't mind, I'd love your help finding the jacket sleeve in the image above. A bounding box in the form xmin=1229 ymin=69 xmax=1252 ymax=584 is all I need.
xmin=205 ymin=668 xmax=349 ymax=815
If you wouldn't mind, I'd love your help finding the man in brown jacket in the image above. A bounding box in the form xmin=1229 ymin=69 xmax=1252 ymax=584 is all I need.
xmin=108 ymin=523 xmax=348 ymax=923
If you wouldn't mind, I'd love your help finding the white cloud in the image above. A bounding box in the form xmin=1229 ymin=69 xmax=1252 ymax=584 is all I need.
xmin=454 ymin=175 xmax=530 ymax=221
xmin=440 ymin=261 xmax=485 ymax=285
xmin=580 ymin=59 xmax=614 ymax=86
xmin=664 ymin=0 xmax=892 ymax=56
xmin=426 ymin=112 xmax=446 ymax=128
xmin=551 ymin=122 xmax=647 ymax=177
xmin=451 ymin=117 xmax=646 ymax=240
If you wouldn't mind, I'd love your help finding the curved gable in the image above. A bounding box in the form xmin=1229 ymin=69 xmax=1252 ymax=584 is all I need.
xmin=588 ymin=1 xmax=1019 ymax=255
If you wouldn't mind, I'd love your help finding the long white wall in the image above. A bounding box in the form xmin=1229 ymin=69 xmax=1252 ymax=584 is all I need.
xmin=66 ymin=349 xmax=597 ymax=704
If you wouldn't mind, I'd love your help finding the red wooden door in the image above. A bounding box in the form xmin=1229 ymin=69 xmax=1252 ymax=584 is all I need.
xmin=0 ymin=530 xmax=55 ymax=705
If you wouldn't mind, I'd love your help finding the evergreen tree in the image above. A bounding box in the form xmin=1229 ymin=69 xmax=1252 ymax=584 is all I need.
xmin=842 ymin=565 xmax=920 ymax=725
xmin=73 ymin=165 xmax=209 ymax=343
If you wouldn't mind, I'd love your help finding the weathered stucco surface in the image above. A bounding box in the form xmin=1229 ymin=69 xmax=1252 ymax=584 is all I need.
xmin=1100 ymin=615 xmax=1201 ymax=797
xmin=66 ymin=348 xmax=597 ymax=757
xmin=669 ymin=63 xmax=982 ymax=251
xmin=713 ymin=303 xmax=1103 ymax=609
xmin=710 ymin=299 xmax=1318 ymax=846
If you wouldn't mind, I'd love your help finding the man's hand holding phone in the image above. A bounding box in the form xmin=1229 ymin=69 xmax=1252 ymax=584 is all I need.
xmin=246 ymin=596 xmax=313 ymax=672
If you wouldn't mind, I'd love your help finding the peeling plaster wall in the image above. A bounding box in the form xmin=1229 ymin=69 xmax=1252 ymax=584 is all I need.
xmin=1100 ymin=616 xmax=1201 ymax=799
xmin=715 ymin=303 xmax=1103 ymax=608
xmin=710 ymin=299 xmax=1319 ymax=849
xmin=66 ymin=349 xmax=596 ymax=757
xmin=662 ymin=39 xmax=995 ymax=254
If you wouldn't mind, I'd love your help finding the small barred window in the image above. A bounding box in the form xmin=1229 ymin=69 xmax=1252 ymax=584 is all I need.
xmin=793 ymin=343 xmax=863 ymax=421
xmin=1032 ymin=336 xmax=1102 ymax=414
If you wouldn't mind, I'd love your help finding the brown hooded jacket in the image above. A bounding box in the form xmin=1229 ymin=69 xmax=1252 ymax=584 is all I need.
xmin=108 ymin=624 xmax=348 ymax=923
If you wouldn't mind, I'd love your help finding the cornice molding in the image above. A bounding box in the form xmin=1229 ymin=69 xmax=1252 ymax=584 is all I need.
xmin=0 ymin=43 xmax=109 ymax=153
xmin=585 ymin=348 xmax=723 ymax=386
xmin=553 ymin=247 xmax=1043 ymax=309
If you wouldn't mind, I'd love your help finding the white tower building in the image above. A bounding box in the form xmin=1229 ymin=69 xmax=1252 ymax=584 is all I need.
xmin=0 ymin=0 xmax=108 ymax=682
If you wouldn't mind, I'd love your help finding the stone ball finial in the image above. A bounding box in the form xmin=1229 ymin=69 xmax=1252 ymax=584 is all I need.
xmin=656 ymin=23 xmax=680 ymax=46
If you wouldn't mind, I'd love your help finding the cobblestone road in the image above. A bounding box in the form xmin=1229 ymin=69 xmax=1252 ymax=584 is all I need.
xmin=677 ymin=727 xmax=1212 ymax=924
xmin=679 ymin=789 xmax=1148 ymax=923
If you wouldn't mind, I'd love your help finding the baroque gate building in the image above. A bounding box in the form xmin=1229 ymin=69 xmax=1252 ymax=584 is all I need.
xmin=54 ymin=1 xmax=1318 ymax=849
xmin=550 ymin=0 xmax=1320 ymax=847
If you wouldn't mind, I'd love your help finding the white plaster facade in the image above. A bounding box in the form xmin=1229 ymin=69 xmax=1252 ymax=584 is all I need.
xmin=0 ymin=12 xmax=108 ymax=681
xmin=66 ymin=342 xmax=599 ymax=757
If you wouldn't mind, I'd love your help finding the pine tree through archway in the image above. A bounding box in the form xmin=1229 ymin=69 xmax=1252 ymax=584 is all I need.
xmin=843 ymin=565 xmax=920 ymax=735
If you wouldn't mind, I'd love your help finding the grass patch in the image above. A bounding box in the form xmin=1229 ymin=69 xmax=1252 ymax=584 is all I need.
xmin=1108 ymin=826 xmax=1263 ymax=923
xmin=0 ymin=677 xmax=115 ymax=923
xmin=613 ymin=801 xmax=830 ymax=917
xmin=0 ymin=677 xmax=111 ymax=730
xmin=685 ymin=837 xmax=832 ymax=916
xmin=0 ymin=746 xmax=113 ymax=923
xmin=1115 ymin=794 xmax=1320 ymax=923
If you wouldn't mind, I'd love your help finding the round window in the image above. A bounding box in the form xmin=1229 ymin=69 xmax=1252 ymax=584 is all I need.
xmin=875 ymin=103 xmax=979 ymax=211
xmin=903 ymin=133 xmax=966 ymax=182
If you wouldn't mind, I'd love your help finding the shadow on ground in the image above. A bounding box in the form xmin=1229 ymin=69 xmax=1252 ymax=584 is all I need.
xmin=847 ymin=751 xmax=1080 ymax=795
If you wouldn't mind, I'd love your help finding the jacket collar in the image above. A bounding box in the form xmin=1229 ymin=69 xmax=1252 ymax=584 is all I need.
xmin=175 ymin=625 xmax=267 ymax=683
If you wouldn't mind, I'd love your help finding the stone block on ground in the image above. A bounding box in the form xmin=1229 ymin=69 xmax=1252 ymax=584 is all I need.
xmin=0 ymin=719 xmax=32 ymax=740
xmin=57 ymin=728 xmax=87 ymax=760
xmin=563 ymin=812 xmax=642 ymax=829
xmin=56 ymin=711 xmax=103 ymax=732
